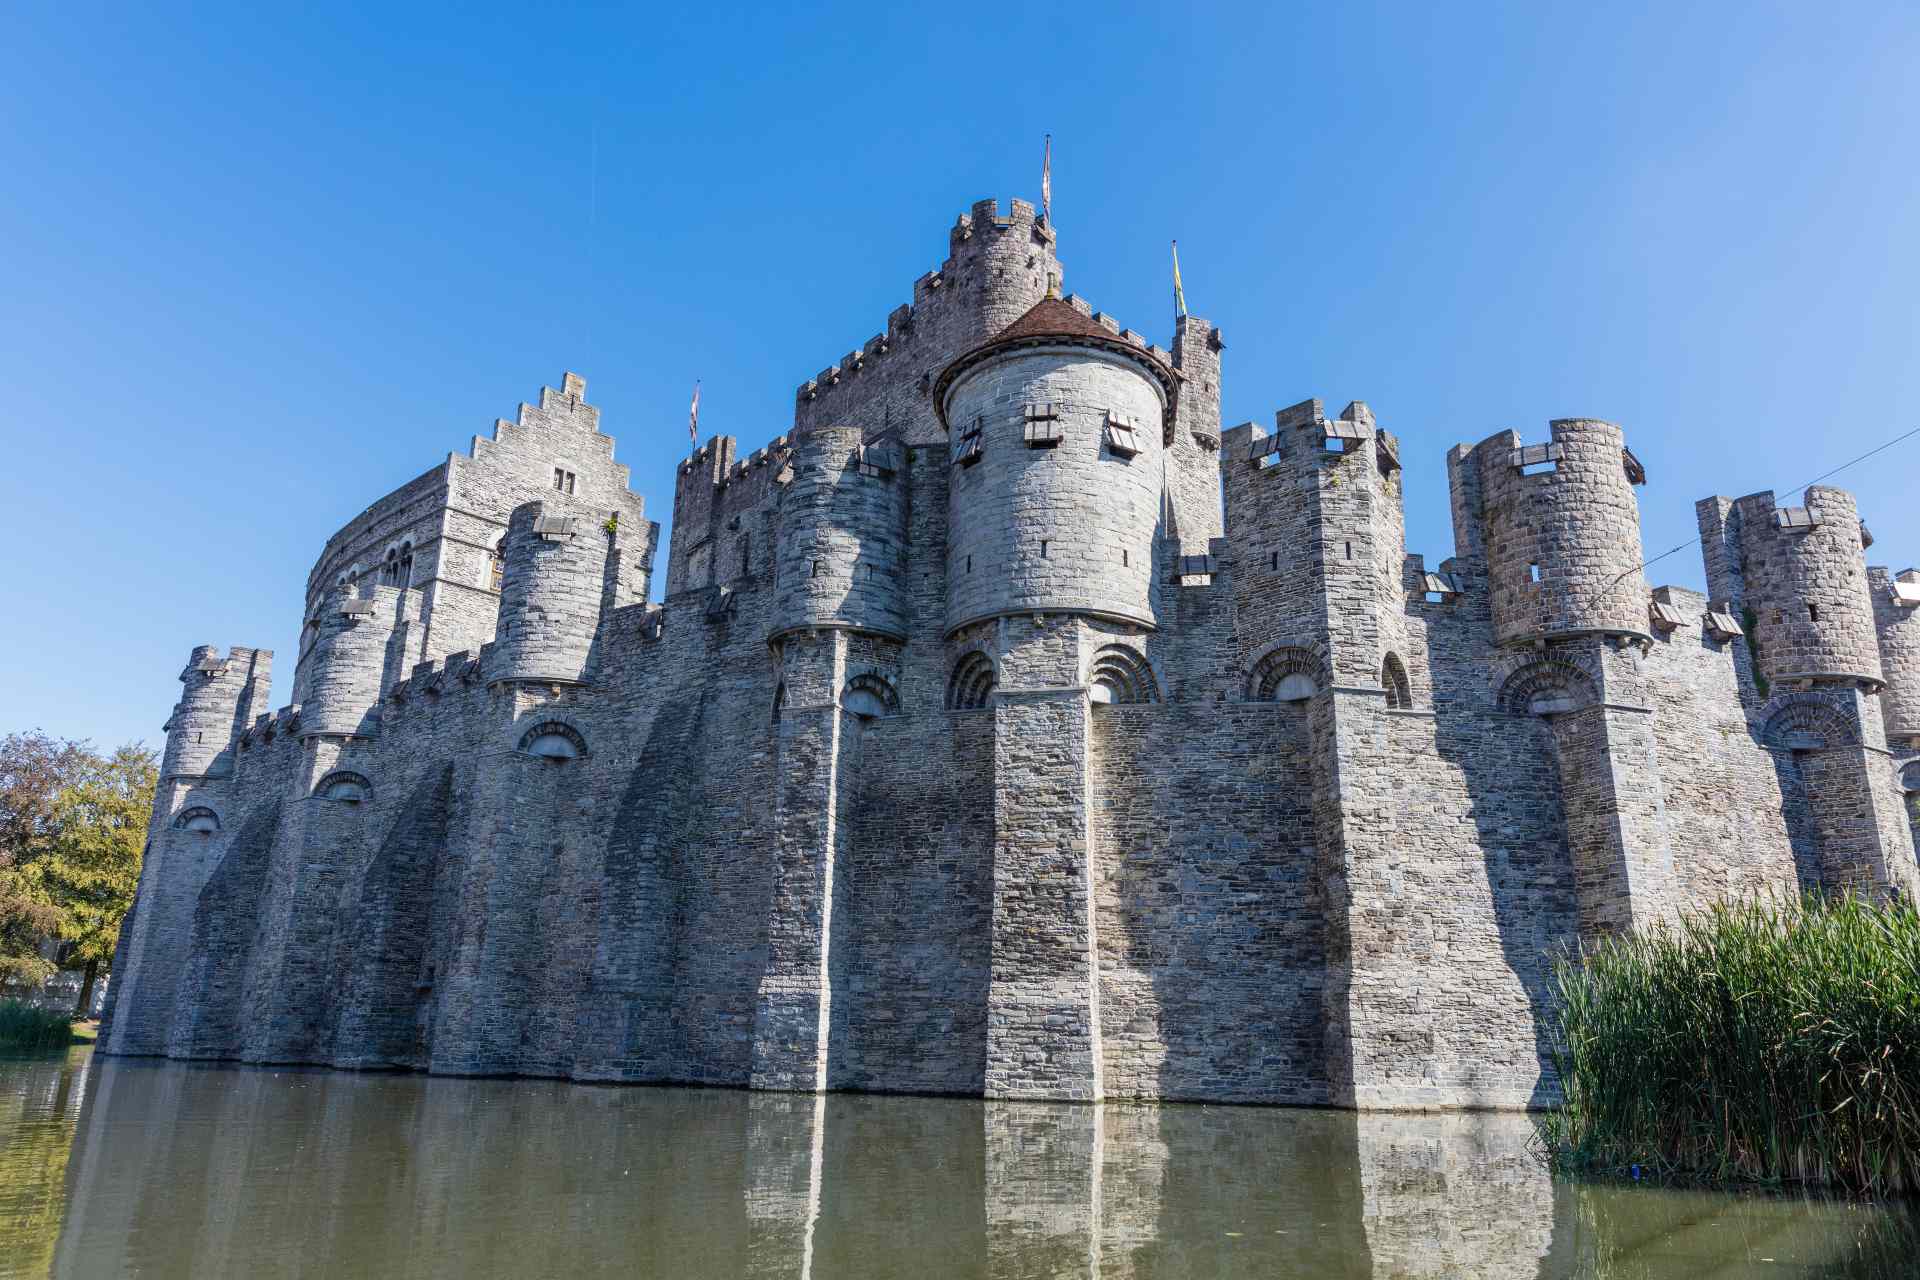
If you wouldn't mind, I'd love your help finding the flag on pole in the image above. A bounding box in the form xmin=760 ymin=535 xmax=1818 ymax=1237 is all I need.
xmin=1041 ymin=134 xmax=1052 ymax=222
xmin=1171 ymin=240 xmax=1187 ymax=318
xmin=688 ymin=380 xmax=701 ymax=448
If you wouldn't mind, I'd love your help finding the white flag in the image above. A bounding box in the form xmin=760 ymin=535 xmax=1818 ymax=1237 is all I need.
xmin=1041 ymin=134 xmax=1051 ymax=221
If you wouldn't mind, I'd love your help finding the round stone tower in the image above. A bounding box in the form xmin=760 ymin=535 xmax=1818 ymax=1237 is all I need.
xmin=1476 ymin=418 xmax=1651 ymax=647
xmin=492 ymin=498 xmax=610 ymax=686
xmin=301 ymin=586 xmax=399 ymax=738
xmin=160 ymin=645 xmax=268 ymax=779
xmin=773 ymin=423 xmax=908 ymax=641
xmin=1871 ymin=567 xmax=1920 ymax=745
xmin=936 ymin=298 xmax=1177 ymax=636
xmin=1733 ymin=486 xmax=1885 ymax=689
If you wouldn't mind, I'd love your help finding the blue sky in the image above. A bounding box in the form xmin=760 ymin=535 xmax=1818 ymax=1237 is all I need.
xmin=5 ymin=3 xmax=1917 ymax=750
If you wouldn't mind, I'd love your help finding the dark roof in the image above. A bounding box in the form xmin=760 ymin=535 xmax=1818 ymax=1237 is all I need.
xmin=933 ymin=298 xmax=1179 ymax=430
xmin=990 ymin=296 xmax=1122 ymax=344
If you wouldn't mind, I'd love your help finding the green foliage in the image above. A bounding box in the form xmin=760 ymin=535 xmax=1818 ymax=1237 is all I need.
xmin=28 ymin=744 xmax=156 ymax=972
xmin=1541 ymin=893 xmax=1920 ymax=1195
xmin=0 ymin=733 xmax=155 ymax=997
xmin=0 ymin=733 xmax=87 ymax=988
xmin=0 ymin=999 xmax=76 ymax=1050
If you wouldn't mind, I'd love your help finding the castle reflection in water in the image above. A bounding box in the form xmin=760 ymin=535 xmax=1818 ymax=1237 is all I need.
xmin=24 ymin=1055 xmax=1916 ymax=1279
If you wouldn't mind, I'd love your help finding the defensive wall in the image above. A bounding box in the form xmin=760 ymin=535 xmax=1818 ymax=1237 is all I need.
xmin=103 ymin=192 xmax=1920 ymax=1109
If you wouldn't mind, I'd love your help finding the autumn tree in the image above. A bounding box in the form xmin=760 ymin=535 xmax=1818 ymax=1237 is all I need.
xmin=0 ymin=732 xmax=156 ymax=1014
xmin=0 ymin=732 xmax=89 ymax=989
xmin=31 ymin=744 xmax=158 ymax=1015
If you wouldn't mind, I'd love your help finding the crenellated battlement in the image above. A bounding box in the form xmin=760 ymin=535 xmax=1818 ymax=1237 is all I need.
xmin=1700 ymin=486 xmax=1886 ymax=690
xmin=793 ymin=199 xmax=1062 ymax=429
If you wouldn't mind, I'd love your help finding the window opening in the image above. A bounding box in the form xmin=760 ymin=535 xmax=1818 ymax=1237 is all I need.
xmin=955 ymin=417 xmax=984 ymax=466
xmin=1023 ymin=403 xmax=1063 ymax=448
xmin=553 ymin=468 xmax=577 ymax=495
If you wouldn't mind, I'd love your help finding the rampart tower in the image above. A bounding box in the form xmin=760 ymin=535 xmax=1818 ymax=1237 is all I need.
xmin=159 ymin=646 xmax=272 ymax=783
xmin=772 ymin=424 xmax=907 ymax=642
xmin=1477 ymin=419 xmax=1651 ymax=647
xmin=1457 ymin=419 xmax=1671 ymax=936
xmin=1699 ymin=486 xmax=1912 ymax=892
xmin=301 ymin=586 xmax=402 ymax=739
xmin=937 ymin=296 xmax=1176 ymax=635
xmin=1870 ymin=566 xmax=1920 ymax=749
xmin=491 ymin=497 xmax=614 ymax=687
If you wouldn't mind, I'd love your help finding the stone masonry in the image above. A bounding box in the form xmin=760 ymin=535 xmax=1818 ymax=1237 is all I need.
xmin=103 ymin=189 xmax=1920 ymax=1109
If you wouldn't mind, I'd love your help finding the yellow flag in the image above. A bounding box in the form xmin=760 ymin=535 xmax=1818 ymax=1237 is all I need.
xmin=1172 ymin=240 xmax=1187 ymax=317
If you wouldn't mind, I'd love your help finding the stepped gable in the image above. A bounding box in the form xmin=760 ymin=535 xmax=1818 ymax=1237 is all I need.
xmin=932 ymin=296 xmax=1180 ymax=429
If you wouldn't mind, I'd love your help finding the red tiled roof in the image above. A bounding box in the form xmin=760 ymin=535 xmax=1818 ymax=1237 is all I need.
xmin=988 ymin=296 xmax=1120 ymax=345
xmin=932 ymin=298 xmax=1180 ymax=431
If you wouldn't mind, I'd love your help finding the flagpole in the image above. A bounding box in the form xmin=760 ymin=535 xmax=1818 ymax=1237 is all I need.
xmin=1172 ymin=240 xmax=1187 ymax=319
xmin=1040 ymin=134 xmax=1052 ymax=224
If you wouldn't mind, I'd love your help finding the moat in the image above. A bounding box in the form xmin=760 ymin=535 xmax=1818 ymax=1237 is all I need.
xmin=4 ymin=1049 xmax=1917 ymax=1278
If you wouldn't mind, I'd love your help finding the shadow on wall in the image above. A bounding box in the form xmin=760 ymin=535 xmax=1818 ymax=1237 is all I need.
xmin=1762 ymin=696 xmax=1864 ymax=896
xmin=833 ymin=710 xmax=995 ymax=1096
xmin=166 ymin=804 xmax=282 ymax=1060
xmin=333 ymin=765 xmax=455 ymax=1070
xmin=582 ymin=694 xmax=710 ymax=1079
xmin=1430 ymin=702 xmax=1577 ymax=1111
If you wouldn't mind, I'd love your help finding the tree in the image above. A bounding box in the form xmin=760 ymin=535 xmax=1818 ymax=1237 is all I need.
xmin=0 ymin=732 xmax=90 ymax=989
xmin=30 ymin=744 xmax=157 ymax=1015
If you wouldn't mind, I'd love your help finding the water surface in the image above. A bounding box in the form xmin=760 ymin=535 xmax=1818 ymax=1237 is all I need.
xmin=2 ymin=1050 xmax=1914 ymax=1278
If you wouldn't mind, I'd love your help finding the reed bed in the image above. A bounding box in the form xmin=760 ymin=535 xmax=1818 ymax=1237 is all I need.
xmin=1541 ymin=893 xmax=1920 ymax=1195
xmin=0 ymin=998 xmax=77 ymax=1050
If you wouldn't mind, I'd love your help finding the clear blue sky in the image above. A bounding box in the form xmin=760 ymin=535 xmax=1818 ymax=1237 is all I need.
xmin=5 ymin=4 xmax=1917 ymax=751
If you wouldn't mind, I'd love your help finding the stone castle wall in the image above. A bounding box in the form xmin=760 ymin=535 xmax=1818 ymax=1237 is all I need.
xmin=102 ymin=193 xmax=1920 ymax=1108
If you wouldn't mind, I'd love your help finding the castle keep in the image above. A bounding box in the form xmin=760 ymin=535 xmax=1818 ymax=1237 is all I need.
xmin=103 ymin=195 xmax=1920 ymax=1108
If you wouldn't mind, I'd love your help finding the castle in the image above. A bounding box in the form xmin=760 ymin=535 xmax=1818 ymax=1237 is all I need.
xmin=101 ymin=192 xmax=1920 ymax=1109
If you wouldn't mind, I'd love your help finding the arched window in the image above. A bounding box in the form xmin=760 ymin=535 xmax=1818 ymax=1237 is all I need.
xmin=396 ymin=542 xmax=414 ymax=589
xmin=1761 ymin=699 xmax=1858 ymax=753
xmin=1497 ymin=660 xmax=1598 ymax=718
xmin=487 ymin=535 xmax=505 ymax=593
xmin=518 ymin=720 xmax=588 ymax=760
xmin=314 ymin=771 xmax=372 ymax=804
xmin=174 ymin=806 xmax=220 ymax=834
xmin=382 ymin=546 xmax=401 ymax=586
xmin=1381 ymin=654 xmax=1412 ymax=709
xmin=947 ymin=651 xmax=996 ymax=710
xmin=1088 ymin=645 xmax=1158 ymax=705
xmin=842 ymin=673 xmax=899 ymax=719
xmin=1248 ymin=646 xmax=1324 ymax=703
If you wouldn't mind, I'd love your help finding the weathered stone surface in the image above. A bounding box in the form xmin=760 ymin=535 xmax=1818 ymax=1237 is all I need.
xmin=103 ymin=191 xmax=1920 ymax=1109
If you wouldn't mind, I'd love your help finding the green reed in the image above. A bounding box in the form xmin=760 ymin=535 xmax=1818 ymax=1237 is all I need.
xmin=1541 ymin=892 xmax=1920 ymax=1195
xmin=0 ymin=999 xmax=77 ymax=1050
